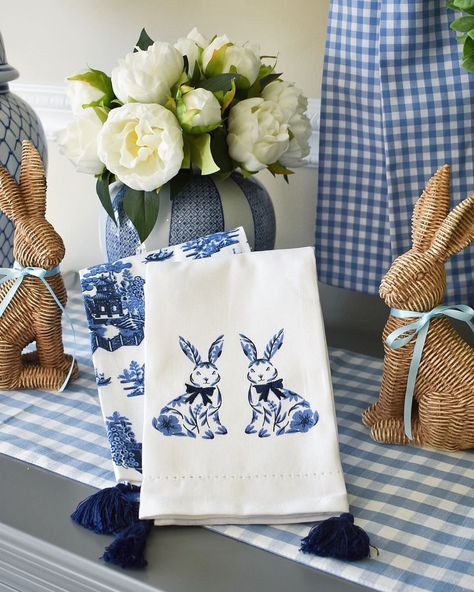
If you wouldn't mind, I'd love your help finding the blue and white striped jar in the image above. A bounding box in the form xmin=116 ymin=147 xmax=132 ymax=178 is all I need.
xmin=0 ymin=32 xmax=47 ymax=266
xmin=100 ymin=172 xmax=276 ymax=262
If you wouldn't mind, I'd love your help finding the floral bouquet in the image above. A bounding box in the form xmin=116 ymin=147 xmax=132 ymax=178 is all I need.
xmin=58 ymin=28 xmax=311 ymax=242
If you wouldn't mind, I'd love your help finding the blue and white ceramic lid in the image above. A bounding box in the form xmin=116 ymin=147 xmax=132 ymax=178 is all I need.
xmin=0 ymin=32 xmax=19 ymax=85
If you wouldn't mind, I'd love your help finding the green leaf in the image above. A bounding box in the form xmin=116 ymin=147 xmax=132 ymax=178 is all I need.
xmin=463 ymin=34 xmax=474 ymax=58
xmin=210 ymin=127 xmax=234 ymax=173
xmin=135 ymin=28 xmax=154 ymax=52
xmin=169 ymin=169 xmax=194 ymax=199
xmin=450 ymin=0 xmax=474 ymax=9
xmin=68 ymin=68 xmax=114 ymax=103
xmin=451 ymin=15 xmax=474 ymax=31
xmin=122 ymin=186 xmax=160 ymax=244
xmin=267 ymin=162 xmax=294 ymax=176
xmin=96 ymin=172 xmax=116 ymax=224
xmin=462 ymin=54 xmax=474 ymax=71
xmin=259 ymin=72 xmax=283 ymax=90
xmin=197 ymin=73 xmax=242 ymax=92
xmin=188 ymin=133 xmax=220 ymax=175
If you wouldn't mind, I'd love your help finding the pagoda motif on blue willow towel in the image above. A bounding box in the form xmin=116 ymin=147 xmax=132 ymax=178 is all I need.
xmin=105 ymin=411 xmax=142 ymax=472
xmin=81 ymin=261 xmax=145 ymax=353
xmin=95 ymin=370 xmax=112 ymax=387
xmin=118 ymin=361 xmax=144 ymax=397
xmin=144 ymin=248 xmax=174 ymax=263
xmin=181 ymin=229 xmax=240 ymax=259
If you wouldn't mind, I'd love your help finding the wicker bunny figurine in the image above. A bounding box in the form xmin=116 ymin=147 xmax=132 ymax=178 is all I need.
xmin=0 ymin=140 xmax=78 ymax=391
xmin=362 ymin=165 xmax=474 ymax=451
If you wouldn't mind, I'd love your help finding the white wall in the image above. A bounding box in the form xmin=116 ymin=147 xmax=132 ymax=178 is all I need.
xmin=2 ymin=0 xmax=329 ymax=271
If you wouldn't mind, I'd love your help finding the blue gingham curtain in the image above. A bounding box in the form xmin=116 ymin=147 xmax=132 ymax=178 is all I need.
xmin=316 ymin=0 xmax=474 ymax=304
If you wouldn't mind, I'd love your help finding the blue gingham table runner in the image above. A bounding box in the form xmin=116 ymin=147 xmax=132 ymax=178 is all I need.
xmin=0 ymin=290 xmax=473 ymax=592
xmin=316 ymin=0 xmax=474 ymax=304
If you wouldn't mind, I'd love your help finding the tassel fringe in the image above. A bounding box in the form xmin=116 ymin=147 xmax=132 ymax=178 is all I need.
xmin=71 ymin=483 xmax=139 ymax=535
xmin=300 ymin=513 xmax=371 ymax=561
xmin=102 ymin=520 xmax=153 ymax=569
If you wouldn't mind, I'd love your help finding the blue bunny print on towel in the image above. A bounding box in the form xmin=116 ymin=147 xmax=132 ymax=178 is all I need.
xmin=239 ymin=329 xmax=319 ymax=437
xmin=181 ymin=229 xmax=240 ymax=259
xmin=81 ymin=261 xmax=145 ymax=353
xmin=153 ymin=336 xmax=228 ymax=439
xmin=118 ymin=361 xmax=144 ymax=397
xmin=106 ymin=411 xmax=142 ymax=472
xmin=144 ymin=248 xmax=174 ymax=263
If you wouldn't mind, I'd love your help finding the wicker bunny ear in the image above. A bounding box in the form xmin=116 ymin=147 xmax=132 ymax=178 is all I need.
xmin=411 ymin=165 xmax=451 ymax=252
xmin=19 ymin=140 xmax=46 ymax=218
xmin=0 ymin=165 xmax=29 ymax=223
xmin=428 ymin=192 xmax=474 ymax=262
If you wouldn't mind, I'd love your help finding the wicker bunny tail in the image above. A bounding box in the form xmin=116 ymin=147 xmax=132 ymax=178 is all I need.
xmin=102 ymin=519 xmax=153 ymax=569
xmin=300 ymin=513 xmax=372 ymax=561
xmin=71 ymin=483 xmax=139 ymax=535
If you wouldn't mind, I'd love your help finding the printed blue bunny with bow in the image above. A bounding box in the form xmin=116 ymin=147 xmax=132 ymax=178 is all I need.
xmin=239 ymin=329 xmax=319 ymax=437
xmin=153 ymin=335 xmax=228 ymax=439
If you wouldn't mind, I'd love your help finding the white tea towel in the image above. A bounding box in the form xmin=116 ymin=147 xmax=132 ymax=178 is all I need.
xmin=79 ymin=228 xmax=250 ymax=485
xmin=141 ymin=247 xmax=349 ymax=524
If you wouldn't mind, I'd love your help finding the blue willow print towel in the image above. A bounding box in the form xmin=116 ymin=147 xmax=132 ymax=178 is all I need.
xmin=79 ymin=228 xmax=250 ymax=485
xmin=316 ymin=0 xmax=474 ymax=304
xmin=140 ymin=248 xmax=348 ymax=524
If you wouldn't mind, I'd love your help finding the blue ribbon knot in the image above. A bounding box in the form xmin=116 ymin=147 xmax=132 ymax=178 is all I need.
xmin=0 ymin=263 xmax=76 ymax=392
xmin=386 ymin=305 xmax=474 ymax=439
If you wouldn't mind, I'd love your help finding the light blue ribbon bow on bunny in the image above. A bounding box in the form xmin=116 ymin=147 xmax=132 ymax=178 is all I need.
xmin=386 ymin=305 xmax=474 ymax=439
xmin=0 ymin=263 xmax=76 ymax=392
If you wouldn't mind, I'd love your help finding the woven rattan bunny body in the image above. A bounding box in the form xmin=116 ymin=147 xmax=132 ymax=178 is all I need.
xmin=362 ymin=166 xmax=474 ymax=451
xmin=0 ymin=141 xmax=78 ymax=391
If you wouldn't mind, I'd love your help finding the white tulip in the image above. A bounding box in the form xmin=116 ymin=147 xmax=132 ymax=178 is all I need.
xmin=96 ymin=103 xmax=184 ymax=191
xmin=57 ymin=110 xmax=104 ymax=175
xmin=202 ymin=35 xmax=260 ymax=85
xmin=111 ymin=42 xmax=183 ymax=104
xmin=66 ymin=77 xmax=104 ymax=116
xmin=180 ymin=88 xmax=222 ymax=131
xmin=227 ymin=98 xmax=289 ymax=172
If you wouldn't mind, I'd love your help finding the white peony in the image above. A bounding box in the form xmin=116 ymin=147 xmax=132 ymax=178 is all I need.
xmin=262 ymin=80 xmax=311 ymax=167
xmin=111 ymin=42 xmax=183 ymax=104
xmin=179 ymin=88 xmax=222 ymax=131
xmin=261 ymin=80 xmax=307 ymax=121
xmin=201 ymin=35 xmax=261 ymax=86
xmin=186 ymin=27 xmax=210 ymax=49
xmin=96 ymin=102 xmax=184 ymax=191
xmin=227 ymin=98 xmax=289 ymax=172
xmin=280 ymin=113 xmax=311 ymax=167
xmin=57 ymin=110 xmax=104 ymax=175
xmin=66 ymin=77 xmax=104 ymax=116
xmin=174 ymin=37 xmax=200 ymax=77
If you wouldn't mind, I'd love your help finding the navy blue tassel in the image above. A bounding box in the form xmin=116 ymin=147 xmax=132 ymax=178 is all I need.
xmin=300 ymin=513 xmax=371 ymax=561
xmin=102 ymin=519 xmax=153 ymax=569
xmin=71 ymin=483 xmax=140 ymax=535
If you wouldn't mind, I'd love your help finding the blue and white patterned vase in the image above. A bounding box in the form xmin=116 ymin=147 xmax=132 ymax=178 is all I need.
xmin=100 ymin=172 xmax=276 ymax=262
xmin=0 ymin=32 xmax=47 ymax=266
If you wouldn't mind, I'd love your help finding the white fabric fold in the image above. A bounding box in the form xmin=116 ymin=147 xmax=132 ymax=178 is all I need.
xmin=79 ymin=228 xmax=250 ymax=484
xmin=141 ymin=247 xmax=349 ymax=524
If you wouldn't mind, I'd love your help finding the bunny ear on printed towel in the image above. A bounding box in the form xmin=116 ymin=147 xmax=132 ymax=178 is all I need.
xmin=208 ymin=334 xmax=224 ymax=364
xmin=264 ymin=328 xmax=284 ymax=361
xmin=239 ymin=333 xmax=258 ymax=363
xmin=179 ymin=336 xmax=202 ymax=365
xmin=411 ymin=165 xmax=451 ymax=253
xmin=428 ymin=192 xmax=474 ymax=263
